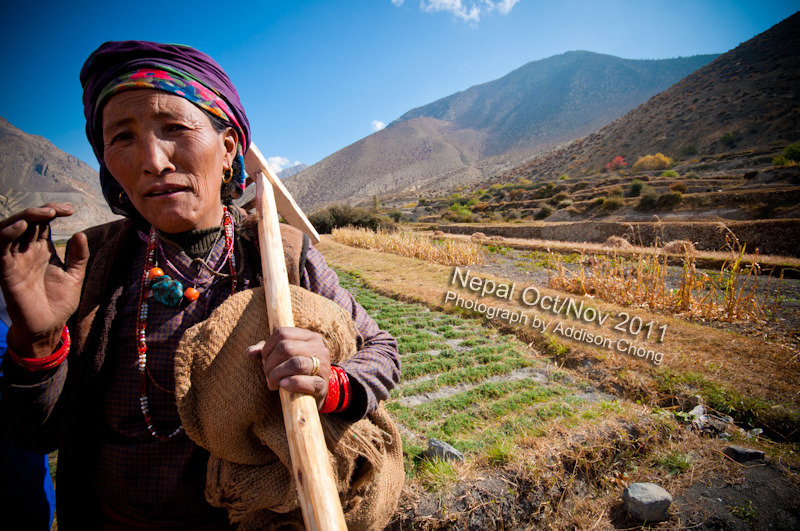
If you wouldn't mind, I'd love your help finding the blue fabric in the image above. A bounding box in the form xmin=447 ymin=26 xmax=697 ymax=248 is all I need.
xmin=0 ymin=320 xmax=56 ymax=530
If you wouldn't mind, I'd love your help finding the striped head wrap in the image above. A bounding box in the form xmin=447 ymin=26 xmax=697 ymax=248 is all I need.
xmin=81 ymin=41 xmax=251 ymax=216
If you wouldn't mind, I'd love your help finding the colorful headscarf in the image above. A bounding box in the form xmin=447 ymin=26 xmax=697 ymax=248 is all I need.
xmin=80 ymin=41 xmax=251 ymax=216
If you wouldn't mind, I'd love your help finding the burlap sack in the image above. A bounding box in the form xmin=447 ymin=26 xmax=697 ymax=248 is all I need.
xmin=175 ymin=285 xmax=403 ymax=530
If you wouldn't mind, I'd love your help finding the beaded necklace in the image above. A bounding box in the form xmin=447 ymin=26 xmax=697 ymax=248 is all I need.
xmin=135 ymin=207 xmax=237 ymax=440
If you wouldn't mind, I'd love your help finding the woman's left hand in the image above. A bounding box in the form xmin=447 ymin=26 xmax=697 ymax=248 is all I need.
xmin=246 ymin=327 xmax=331 ymax=408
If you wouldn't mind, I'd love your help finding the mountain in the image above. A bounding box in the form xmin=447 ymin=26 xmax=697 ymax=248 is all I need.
xmin=277 ymin=163 xmax=309 ymax=179
xmin=286 ymin=51 xmax=718 ymax=211
xmin=0 ymin=117 xmax=120 ymax=238
xmin=500 ymin=11 xmax=800 ymax=182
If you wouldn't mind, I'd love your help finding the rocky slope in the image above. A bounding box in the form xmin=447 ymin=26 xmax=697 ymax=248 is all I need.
xmin=498 ymin=11 xmax=800 ymax=182
xmin=0 ymin=117 xmax=119 ymax=238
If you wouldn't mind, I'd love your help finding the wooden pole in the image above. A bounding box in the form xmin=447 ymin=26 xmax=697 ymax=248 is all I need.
xmin=245 ymin=143 xmax=320 ymax=245
xmin=255 ymin=170 xmax=347 ymax=531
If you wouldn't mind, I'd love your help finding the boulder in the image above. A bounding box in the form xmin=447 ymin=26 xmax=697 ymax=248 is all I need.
xmin=422 ymin=438 xmax=464 ymax=462
xmin=723 ymin=445 xmax=765 ymax=463
xmin=623 ymin=482 xmax=672 ymax=522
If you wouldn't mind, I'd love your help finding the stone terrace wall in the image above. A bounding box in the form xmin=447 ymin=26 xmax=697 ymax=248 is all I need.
xmin=438 ymin=219 xmax=800 ymax=257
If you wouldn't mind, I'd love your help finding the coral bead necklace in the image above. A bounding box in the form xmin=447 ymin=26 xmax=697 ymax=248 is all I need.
xmin=135 ymin=206 xmax=237 ymax=440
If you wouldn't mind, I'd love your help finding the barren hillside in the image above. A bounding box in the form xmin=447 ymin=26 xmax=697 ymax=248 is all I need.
xmin=499 ymin=11 xmax=800 ymax=182
xmin=0 ymin=117 xmax=119 ymax=237
xmin=286 ymin=52 xmax=717 ymax=212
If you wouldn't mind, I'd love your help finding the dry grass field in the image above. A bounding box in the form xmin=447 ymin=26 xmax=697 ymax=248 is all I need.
xmin=318 ymin=234 xmax=800 ymax=529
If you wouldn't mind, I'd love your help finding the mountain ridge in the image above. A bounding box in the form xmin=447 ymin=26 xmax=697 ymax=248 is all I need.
xmin=285 ymin=51 xmax=718 ymax=211
xmin=498 ymin=12 xmax=800 ymax=182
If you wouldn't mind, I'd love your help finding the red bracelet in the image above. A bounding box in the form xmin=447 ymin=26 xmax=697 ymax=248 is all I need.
xmin=335 ymin=367 xmax=351 ymax=411
xmin=320 ymin=365 xmax=352 ymax=414
xmin=320 ymin=368 xmax=341 ymax=414
xmin=7 ymin=326 xmax=70 ymax=372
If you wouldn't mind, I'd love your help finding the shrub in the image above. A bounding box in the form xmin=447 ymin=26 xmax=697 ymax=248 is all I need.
xmin=632 ymin=153 xmax=673 ymax=172
xmin=773 ymin=155 xmax=789 ymax=166
xmin=681 ymin=144 xmax=699 ymax=156
xmin=686 ymin=172 xmax=699 ymax=179
xmin=591 ymin=197 xmax=606 ymax=208
xmin=784 ymin=141 xmax=800 ymax=162
xmin=443 ymin=204 xmax=473 ymax=222
xmin=656 ymin=191 xmax=683 ymax=208
xmin=637 ymin=189 xmax=659 ymax=210
xmin=669 ymin=181 xmax=688 ymax=193
xmin=557 ymin=174 xmax=570 ymax=181
xmin=308 ymin=204 xmax=391 ymax=234
xmin=517 ymin=177 xmax=533 ymax=187
xmin=534 ymin=182 xmax=556 ymax=199
xmin=601 ymin=196 xmax=624 ymax=211
xmin=608 ymin=185 xmax=623 ymax=197
xmin=535 ymin=205 xmax=554 ymax=219
xmin=661 ymin=170 xmax=679 ymax=178
xmin=556 ymin=200 xmax=573 ymax=210
xmin=720 ymin=132 xmax=736 ymax=147
xmin=549 ymin=192 xmax=571 ymax=205
xmin=387 ymin=210 xmax=402 ymax=222
xmin=629 ymin=179 xmax=645 ymax=197
xmin=605 ymin=156 xmax=628 ymax=172
xmin=504 ymin=209 xmax=522 ymax=221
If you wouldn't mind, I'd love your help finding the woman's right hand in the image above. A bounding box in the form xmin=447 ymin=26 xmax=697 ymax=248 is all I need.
xmin=0 ymin=203 xmax=89 ymax=358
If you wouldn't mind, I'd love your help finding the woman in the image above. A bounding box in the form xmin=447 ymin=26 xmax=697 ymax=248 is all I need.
xmin=0 ymin=41 xmax=401 ymax=529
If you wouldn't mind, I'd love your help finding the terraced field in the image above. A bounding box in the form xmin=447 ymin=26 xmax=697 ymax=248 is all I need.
xmin=337 ymin=268 xmax=628 ymax=451
xmin=323 ymin=240 xmax=800 ymax=530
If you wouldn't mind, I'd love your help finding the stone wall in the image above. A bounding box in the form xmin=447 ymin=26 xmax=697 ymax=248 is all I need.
xmin=438 ymin=219 xmax=800 ymax=257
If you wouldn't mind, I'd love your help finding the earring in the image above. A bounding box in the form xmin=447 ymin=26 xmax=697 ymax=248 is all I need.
xmin=119 ymin=191 xmax=128 ymax=205
xmin=222 ymin=167 xmax=233 ymax=183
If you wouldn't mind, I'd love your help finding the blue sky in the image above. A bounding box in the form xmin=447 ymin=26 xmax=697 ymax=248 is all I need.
xmin=0 ymin=1 xmax=796 ymax=173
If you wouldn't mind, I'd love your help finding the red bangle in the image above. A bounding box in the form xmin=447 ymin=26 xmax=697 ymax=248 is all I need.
xmin=335 ymin=367 xmax=351 ymax=412
xmin=7 ymin=326 xmax=70 ymax=372
xmin=320 ymin=368 xmax=341 ymax=414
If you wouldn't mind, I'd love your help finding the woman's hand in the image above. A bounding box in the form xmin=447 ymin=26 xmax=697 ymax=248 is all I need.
xmin=0 ymin=203 xmax=89 ymax=358
xmin=246 ymin=327 xmax=331 ymax=408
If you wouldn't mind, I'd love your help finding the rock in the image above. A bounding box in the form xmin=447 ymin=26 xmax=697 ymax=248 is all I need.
xmin=688 ymin=404 xmax=705 ymax=419
xmin=422 ymin=438 xmax=464 ymax=462
xmin=723 ymin=445 xmax=765 ymax=463
xmin=622 ymin=482 xmax=673 ymax=522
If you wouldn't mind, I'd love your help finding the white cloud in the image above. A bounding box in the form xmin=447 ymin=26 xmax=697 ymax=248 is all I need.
xmin=494 ymin=0 xmax=519 ymax=15
xmin=267 ymin=156 xmax=302 ymax=172
xmin=414 ymin=0 xmax=520 ymax=23
xmin=391 ymin=0 xmax=404 ymax=6
xmin=371 ymin=120 xmax=386 ymax=132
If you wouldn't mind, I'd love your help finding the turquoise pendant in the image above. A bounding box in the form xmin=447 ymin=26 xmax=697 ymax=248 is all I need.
xmin=151 ymin=275 xmax=184 ymax=307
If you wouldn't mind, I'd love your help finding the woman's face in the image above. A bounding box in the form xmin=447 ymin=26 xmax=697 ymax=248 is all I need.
xmin=102 ymin=90 xmax=237 ymax=233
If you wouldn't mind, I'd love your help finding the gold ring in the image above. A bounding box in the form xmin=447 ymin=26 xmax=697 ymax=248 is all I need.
xmin=310 ymin=356 xmax=320 ymax=377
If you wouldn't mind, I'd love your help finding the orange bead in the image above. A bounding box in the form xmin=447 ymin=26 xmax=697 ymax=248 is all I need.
xmin=183 ymin=287 xmax=200 ymax=302
xmin=148 ymin=267 xmax=164 ymax=279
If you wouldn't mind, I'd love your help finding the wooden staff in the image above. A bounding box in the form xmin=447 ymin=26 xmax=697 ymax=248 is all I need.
xmin=252 ymin=155 xmax=347 ymax=530
xmin=245 ymin=144 xmax=320 ymax=245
